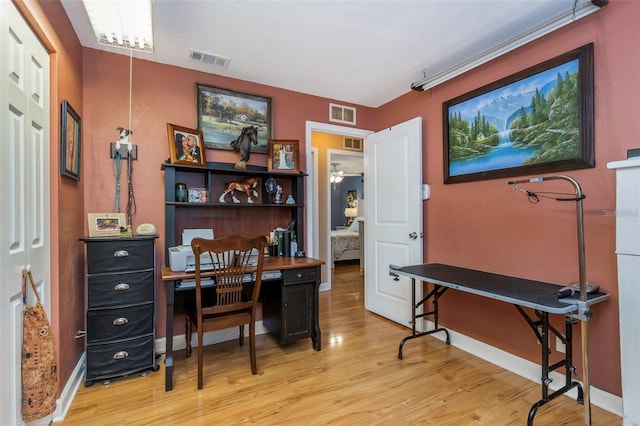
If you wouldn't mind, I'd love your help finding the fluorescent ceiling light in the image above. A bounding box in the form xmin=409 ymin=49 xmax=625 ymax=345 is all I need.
xmin=82 ymin=0 xmax=154 ymax=52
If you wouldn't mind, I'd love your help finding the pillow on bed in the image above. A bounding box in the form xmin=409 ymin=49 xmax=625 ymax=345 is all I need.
xmin=348 ymin=217 xmax=363 ymax=232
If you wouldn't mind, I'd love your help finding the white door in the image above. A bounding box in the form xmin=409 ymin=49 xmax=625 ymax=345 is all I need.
xmin=364 ymin=117 xmax=423 ymax=327
xmin=0 ymin=2 xmax=51 ymax=424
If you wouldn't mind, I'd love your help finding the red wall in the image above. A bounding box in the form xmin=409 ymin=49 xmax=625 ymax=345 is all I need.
xmin=375 ymin=1 xmax=640 ymax=395
xmin=82 ymin=50 xmax=377 ymax=337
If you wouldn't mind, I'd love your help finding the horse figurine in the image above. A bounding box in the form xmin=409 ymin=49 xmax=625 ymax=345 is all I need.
xmin=230 ymin=125 xmax=258 ymax=169
xmin=218 ymin=178 xmax=259 ymax=203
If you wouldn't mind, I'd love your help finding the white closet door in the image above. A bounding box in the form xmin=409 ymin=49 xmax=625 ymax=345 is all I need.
xmin=0 ymin=1 xmax=51 ymax=424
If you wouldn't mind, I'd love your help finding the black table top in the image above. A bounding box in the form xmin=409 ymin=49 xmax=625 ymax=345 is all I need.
xmin=391 ymin=263 xmax=609 ymax=314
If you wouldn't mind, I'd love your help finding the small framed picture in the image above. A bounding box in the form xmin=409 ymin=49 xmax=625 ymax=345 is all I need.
xmin=166 ymin=123 xmax=207 ymax=167
xmin=87 ymin=213 xmax=126 ymax=237
xmin=61 ymin=100 xmax=81 ymax=180
xmin=267 ymin=139 xmax=300 ymax=173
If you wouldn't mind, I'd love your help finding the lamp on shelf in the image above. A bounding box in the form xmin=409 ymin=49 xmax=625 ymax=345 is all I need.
xmin=344 ymin=207 xmax=358 ymax=226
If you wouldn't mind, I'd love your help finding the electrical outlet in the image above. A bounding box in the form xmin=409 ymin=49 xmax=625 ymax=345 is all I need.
xmin=110 ymin=142 xmax=138 ymax=160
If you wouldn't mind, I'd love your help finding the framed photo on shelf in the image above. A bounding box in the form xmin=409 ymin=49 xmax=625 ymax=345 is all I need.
xmin=61 ymin=100 xmax=81 ymax=180
xmin=196 ymin=83 xmax=272 ymax=153
xmin=267 ymin=139 xmax=300 ymax=173
xmin=87 ymin=213 xmax=126 ymax=237
xmin=443 ymin=43 xmax=594 ymax=184
xmin=166 ymin=123 xmax=207 ymax=166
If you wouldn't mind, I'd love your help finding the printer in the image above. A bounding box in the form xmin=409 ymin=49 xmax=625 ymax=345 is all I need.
xmin=168 ymin=229 xmax=215 ymax=272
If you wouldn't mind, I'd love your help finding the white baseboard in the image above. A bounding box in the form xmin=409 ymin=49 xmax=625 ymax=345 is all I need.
xmin=52 ymin=353 xmax=85 ymax=423
xmin=422 ymin=320 xmax=623 ymax=417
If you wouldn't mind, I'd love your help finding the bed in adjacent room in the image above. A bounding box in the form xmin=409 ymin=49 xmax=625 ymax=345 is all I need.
xmin=331 ymin=218 xmax=363 ymax=268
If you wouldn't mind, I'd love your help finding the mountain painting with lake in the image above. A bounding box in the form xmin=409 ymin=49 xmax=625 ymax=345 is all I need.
xmin=446 ymin=59 xmax=581 ymax=180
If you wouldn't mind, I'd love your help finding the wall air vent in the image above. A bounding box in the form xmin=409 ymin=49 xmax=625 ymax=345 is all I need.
xmin=329 ymin=103 xmax=356 ymax=125
xmin=188 ymin=49 xmax=230 ymax=69
xmin=343 ymin=137 xmax=363 ymax=152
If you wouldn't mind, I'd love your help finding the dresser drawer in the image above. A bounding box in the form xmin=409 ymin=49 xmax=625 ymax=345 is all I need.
xmin=282 ymin=267 xmax=318 ymax=285
xmin=86 ymin=336 xmax=155 ymax=380
xmin=87 ymin=304 xmax=154 ymax=344
xmin=88 ymin=270 xmax=154 ymax=309
xmin=87 ymin=239 xmax=154 ymax=274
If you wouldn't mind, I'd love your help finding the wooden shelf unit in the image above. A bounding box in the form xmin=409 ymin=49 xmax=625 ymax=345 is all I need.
xmin=162 ymin=162 xmax=306 ymax=262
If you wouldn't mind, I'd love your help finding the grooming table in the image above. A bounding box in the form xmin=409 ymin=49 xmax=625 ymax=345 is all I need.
xmin=389 ymin=263 xmax=609 ymax=425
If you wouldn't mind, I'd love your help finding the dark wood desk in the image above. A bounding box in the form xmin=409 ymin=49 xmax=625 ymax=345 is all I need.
xmin=161 ymin=256 xmax=324 ymax=391
xmin=389 ymin=263 xmax=610 ymax=426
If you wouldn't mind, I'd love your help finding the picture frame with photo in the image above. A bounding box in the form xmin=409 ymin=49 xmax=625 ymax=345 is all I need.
xmin=267 ymin=139 xmax=300 ymax=173
xmin=61 ymin=100 xmax=81 ymax=180
xmin=87 ymin=213 xmax=126 ymax=237
xmin=166 ymin=123 xmax=207 ymax=167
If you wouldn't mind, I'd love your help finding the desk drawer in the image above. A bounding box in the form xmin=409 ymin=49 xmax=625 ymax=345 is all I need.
xmin=282 ymin=267 xmax=317 ymax=285
xmin=88 ymin=270 xmax=154 ymax=309
xmin=87 ymin=304 xmax=153 ymax=344
xmin=86 ymin=336 xmax=154 ymax=380
xmin=87 ymin=240 xmax=154 ymax=273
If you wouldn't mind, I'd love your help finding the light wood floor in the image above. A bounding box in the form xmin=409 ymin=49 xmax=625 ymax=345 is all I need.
xmin=61 ymin=262 xmax=621 ymax=425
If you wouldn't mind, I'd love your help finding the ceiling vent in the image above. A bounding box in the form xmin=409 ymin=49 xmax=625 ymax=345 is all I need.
xmin=188 ymin=49 xmax=230 ymax=69
xmin=329 ymin=103 xmax=356 ymax=125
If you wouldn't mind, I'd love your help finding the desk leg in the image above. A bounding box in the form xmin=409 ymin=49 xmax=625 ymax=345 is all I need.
xmin=312 ymin=277 xmax=322 ymax=351
xmin=398 ymin=280 xmax=450 ymax=360
xmin=165 ymin=280 xmax=175 ymax=391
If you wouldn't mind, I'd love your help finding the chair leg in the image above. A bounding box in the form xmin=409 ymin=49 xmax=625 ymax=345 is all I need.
xmin=239 ymin=325 xmax=244 ymax=346
xmin=197 ymin=327 xmax=204 ymax=390
xmin=249 ymin=320 xmax=257 ymax=374
xmin=185 ymin=314 xmax=192 ymax=358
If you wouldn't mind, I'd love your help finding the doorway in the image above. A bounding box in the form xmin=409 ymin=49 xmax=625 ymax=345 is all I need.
xmin=305 ymin=121 xmax=372 ymax=291
xmin=327 ymin=150 xmax=363 ymax=274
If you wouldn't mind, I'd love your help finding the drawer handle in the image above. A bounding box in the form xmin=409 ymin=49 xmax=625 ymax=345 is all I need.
xmin=296 ymin=273 xmax=303 ymax=278
xmin=114 ymin=283 xmax=130 ymax=291
xmin=113 ymin=351 xmax=129 ymax=360
xmin=113 ymin=250 xmax=129 ymax=258
xmin=113 ymin=317 xmax=129 ymax=326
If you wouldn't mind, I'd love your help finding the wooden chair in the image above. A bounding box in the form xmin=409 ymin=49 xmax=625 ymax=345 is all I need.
xmin=185 ymin=235 xmax=267 ymax=389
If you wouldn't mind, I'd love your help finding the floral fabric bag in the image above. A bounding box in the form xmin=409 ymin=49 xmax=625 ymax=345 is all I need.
xmin=21 ymin=269 xmax=57 ymax=422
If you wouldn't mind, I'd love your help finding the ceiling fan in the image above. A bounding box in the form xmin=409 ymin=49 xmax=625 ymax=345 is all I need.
xmin=330 ymin=163 xmax=344 ymax=185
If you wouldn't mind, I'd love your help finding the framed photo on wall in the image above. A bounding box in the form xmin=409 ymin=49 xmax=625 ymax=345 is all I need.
xmin=166 ymin=123 xmax=207 ymax=167
xmin=61 ymin=100 xmax=81 ymax=180
xmin=267 ymin=139 xmax=300 ymax=173
xmin=443 ymin=43 xmax=594 ymax=184
xmin=196 ymin=84 xmax=272 ymax=153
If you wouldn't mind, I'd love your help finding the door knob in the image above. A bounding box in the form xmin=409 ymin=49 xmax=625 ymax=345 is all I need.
xmin=409 ymin=232 xmax=418 ymax=240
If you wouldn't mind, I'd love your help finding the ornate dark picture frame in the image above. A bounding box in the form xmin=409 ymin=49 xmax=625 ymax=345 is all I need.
xmin=196 ymin=83 xmax=272 ymax=153
xmin=60 ymin=100 xmax=81 ymax=180
xmin=443 ymin=43 xmax=594 ymax=184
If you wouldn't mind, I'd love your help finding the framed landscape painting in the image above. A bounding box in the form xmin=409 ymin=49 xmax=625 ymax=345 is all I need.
xmin=443 ymin=43 xmax=594 ymax=184
xmin=196 ymin=84 xmax=272 ymax=153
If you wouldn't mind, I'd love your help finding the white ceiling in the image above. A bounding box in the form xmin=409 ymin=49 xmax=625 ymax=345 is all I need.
xmin=332 ymin=154 xmax=364 ymax=175
xmin=60 ymin=0 xmax=604 ymax=108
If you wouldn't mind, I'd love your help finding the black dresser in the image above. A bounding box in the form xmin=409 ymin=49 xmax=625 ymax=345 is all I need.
xmin=80 ymin=235 xmax=158 ymax=386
